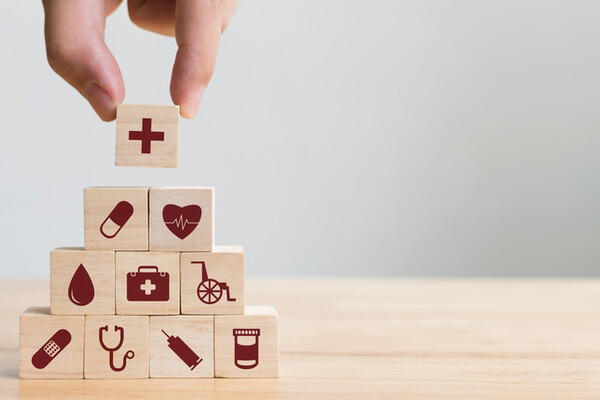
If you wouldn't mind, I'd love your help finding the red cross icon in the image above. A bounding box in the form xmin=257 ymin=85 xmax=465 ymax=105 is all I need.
xmin=128 ymin=118 xmax=164 ymax=154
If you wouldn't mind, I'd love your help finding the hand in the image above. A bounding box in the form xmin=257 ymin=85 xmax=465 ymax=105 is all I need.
xmin=42 ymin=0 xmax=237 ymax=121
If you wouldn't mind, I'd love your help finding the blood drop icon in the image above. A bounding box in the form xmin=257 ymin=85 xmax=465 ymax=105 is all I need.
xmin=68 ymin=264 xmax=95 ymax=306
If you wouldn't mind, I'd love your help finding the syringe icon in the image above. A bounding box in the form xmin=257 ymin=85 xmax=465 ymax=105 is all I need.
xmin=162 ymin=330 xmax=203 ymax=370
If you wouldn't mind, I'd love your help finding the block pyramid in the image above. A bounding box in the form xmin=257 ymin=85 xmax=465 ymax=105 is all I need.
xmin=19 ymin=186 xmax=279 ymax=379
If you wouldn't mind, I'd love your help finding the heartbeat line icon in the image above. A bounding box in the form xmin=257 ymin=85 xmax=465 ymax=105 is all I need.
xmin=165 ymin=215 xmax=199 ymax=230
xmin=162 ymin=204 xmax=202 ymax=240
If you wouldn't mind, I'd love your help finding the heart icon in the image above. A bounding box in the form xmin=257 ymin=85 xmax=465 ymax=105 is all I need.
xmin=162 ymin=204 xmax=202 ymax=240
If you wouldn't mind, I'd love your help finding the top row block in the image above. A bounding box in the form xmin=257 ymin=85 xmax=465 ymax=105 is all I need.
xmin=116 ymin=105 xmax=179 ymax=168
xmin=84 ymin=187 xmax=214 ymax=252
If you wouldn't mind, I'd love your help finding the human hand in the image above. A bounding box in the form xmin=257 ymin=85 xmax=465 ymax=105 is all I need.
xmin=42 ymin=0 xmax=237 ymax=121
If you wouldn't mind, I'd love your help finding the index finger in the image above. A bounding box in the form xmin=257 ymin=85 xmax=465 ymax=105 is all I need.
xmin=170 ymin=0 xmax=224 ymax=119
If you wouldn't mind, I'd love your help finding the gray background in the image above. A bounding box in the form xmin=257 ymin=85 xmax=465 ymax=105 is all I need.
xmin=1 ymin=1 xmax=599 ymax=277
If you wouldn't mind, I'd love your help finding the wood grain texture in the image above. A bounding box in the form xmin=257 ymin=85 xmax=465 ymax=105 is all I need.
xmin=149 ymin=187 xmax=214 ymax=252
xmin=215 ymin=306 xmax=279 ymax=378
xmin=115 ymin=105 xmax=179 ymax=168
xmin=5 ymin=278 xmax=600 ymax=398
xmin=181 ymin=246 xmax=244 ymax=315
xmin=19 ymin=307 xmax=84 ymax=379
xmin=84 ymin=315 xmax=149 ymax=379
xmin=149 ymin=316 xmax=214 ymax=378
xmin=50 ymin=248 xmax=115 ymax=315
xmin=84 ymin=187 xmax=149 ymax=251
xmin=115 ymin=252 xmax=180 ymax=315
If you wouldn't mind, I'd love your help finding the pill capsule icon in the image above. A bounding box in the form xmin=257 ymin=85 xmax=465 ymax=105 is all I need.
xmin=100 ymin=201 xmax=134 ymax=239
xmin=31 ymin=329 xmax=71 ymax=369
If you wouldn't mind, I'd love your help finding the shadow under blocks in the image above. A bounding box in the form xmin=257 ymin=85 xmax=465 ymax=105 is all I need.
xmin=21 ymin=185 xmax=279 ymax=379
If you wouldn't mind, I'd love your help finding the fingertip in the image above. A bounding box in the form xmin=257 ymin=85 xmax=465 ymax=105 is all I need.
xmin=180 ymin=108 xmax=195 ymax=120
xmin=171 ymin=83 xmax=204 ymax=119
xmin=82 ymin=82 xmax=118 ymax=122
xmin=180 ymin=88 xmax=204 ymax=119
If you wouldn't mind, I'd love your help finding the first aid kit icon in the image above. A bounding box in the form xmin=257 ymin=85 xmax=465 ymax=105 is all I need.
xmin=127 ymin=266 xmax=170 ymax=302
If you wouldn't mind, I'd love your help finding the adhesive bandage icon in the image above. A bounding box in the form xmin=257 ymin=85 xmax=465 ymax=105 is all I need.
xmin=31 ymin=329 xmax=71 ymax=369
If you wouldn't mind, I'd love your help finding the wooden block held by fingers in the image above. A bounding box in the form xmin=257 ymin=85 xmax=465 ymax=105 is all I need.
xmin=50 ymin=248 xmax=115 ymax=315
xmin=115 ymin=252 xmax=180 ymax=315
xmin=149 ymin=187 xmax=214 ymax=251
xmin=84 ymin=187 xmax=149 ymax=251
xmin=181 ymin=246 xmax=245 ymax=315
xmin=19 ymin=307 xmax=84 ymax=379
xmin=84 ymin=315 xmax=149 ymax=379
xmin=150 ymin=316 xmax=214 ymax=378
xmin=214 ymin=306 xmax=279 ymax=378
xmin=115 ymin=104 xmax=179 ymax=168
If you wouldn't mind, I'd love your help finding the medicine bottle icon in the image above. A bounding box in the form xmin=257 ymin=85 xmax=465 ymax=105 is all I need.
xmin=232 ymin=329 xmax=260 ymax=370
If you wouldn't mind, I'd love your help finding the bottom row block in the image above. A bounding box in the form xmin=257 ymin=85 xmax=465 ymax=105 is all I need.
xmin=19 ymin=306 xmax=278 ymax=379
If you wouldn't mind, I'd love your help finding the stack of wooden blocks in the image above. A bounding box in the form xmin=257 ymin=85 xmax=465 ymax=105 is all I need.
xmin=19 ymin=106 xmax=279 ymax=379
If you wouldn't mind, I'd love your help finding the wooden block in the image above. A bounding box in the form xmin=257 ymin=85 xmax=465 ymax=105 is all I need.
xmin=180 ymin=246 xmax=245 ymax=315
xmin=50 ymin=248 xmax=115 ymax=315
xmin=84 ymin=315 xmax=149 ymax=378
xmin=149 ymin=316 xmax=214 ymax=378
xmin=115 ymin=104 xmax=179 ymax=168
xmin=149 ymin=187 xmax=214 ymax=251
xmin=214 ymin=306 xmax=279 ymax=378
xmin=84 ymin=187 xmax=149 ymax=251
xmin=115 ymin=252 xmax=180 ymax=315
xmin=19 ymin=307 xmax=84 ymax=379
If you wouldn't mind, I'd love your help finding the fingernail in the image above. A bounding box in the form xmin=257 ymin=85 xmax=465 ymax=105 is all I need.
xmin=181 ymin=86 xmax=205 ymax=119
xmin=82 ymin=82 xmax=116 ymax=121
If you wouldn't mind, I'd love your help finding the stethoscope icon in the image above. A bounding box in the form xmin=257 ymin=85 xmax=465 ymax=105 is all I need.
xmin=98 ymin=325 xmax=135 ymax=372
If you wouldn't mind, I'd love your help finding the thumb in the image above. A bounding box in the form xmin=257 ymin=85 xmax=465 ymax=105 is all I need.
xmin=43 ymin=0 xmax=124 ymax=121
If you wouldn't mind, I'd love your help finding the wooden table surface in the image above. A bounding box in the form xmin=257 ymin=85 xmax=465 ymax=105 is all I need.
xmin=1 ymin=278 xmax=600 ymax=399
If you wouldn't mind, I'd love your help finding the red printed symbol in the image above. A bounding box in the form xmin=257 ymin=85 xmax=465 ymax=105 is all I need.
xmin=193 ymin=261 xmax=236 ymax=305
xmin=68 ymin=264 xmax=95 ymax=306
xmin=128 ymin=118 xmax=164 ymax=154
xmin=161 ymin=330 xmax=203 ymax=370
xmin=163 ymin=204 xmax=201 ymax=240
xmin=127 ymin=266 xmax=170 ymax=301
xmin=32 ymin=329 xmax=71 ymax=369
xmin=99 ymin=325 xmax=134 ymax=372
xmin=100 ymin=201 xmax=134 ymax=238
xmin=233 ymin=329 xmax=260 ymax=370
